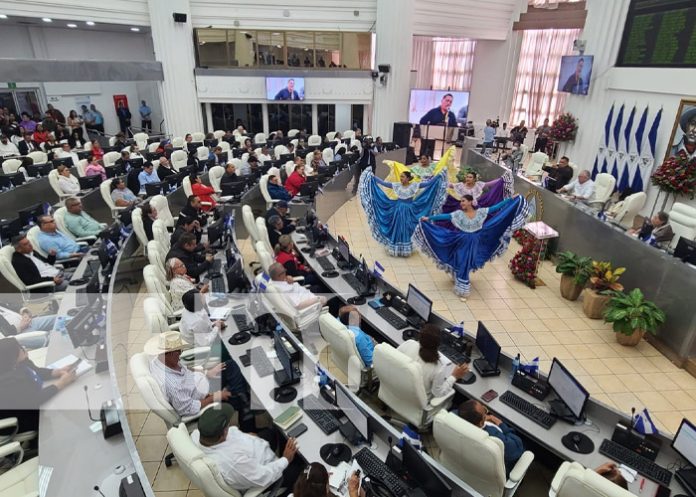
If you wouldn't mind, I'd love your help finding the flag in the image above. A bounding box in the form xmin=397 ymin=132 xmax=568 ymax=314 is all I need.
xmin=256 ymin=272 xmax=270 ymax=292
xmin=315 ymin=364 xmax=330 ymax=387
xmin=520 ymin=357 xmax=539 ymax=376
xmin=634 ymin=106 xmax=649 ymax=156
xmin=604 ymin=104 xmax=615 ymax=147
xmin=451 ymin=321 xmax=465 ymax=338
xmin=42 ymin=202 xmax=53 ymax=216
xmin=633 ymin=408 xmax=658 ymax=435
xmin=647 ymin=108 xmax=662 ymax=158
xmin=398 ymin=424 xmax=422 ymax=451
xmin=373 ymin=260 xmax=385 ymax=279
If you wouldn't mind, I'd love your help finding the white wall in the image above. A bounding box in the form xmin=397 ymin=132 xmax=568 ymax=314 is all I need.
xmin=561 ymin=0 xmax=696 ymax=215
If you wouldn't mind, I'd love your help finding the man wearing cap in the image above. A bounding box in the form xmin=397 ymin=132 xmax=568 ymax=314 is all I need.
xmin=265 ymin=200 xmax=296 ymax=234
xmin=671 ymin=107 xmax=696 ymax=160
xmin=192 ymin=403 xmax=301 ymax=495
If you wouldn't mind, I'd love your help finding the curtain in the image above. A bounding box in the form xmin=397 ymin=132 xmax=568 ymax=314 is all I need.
xmin=411 ymin=36 xmax=476 ymax=91
xmin=412 ymin=36 xmax=435 ymax=89
xmin=509 ymin=28 xmax=580 ymax=128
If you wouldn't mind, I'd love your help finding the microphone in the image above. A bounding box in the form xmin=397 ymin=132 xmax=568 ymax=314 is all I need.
xmin=84 ymin=385 xmax=99 ymax=422
xmin=94 ymin=485 xmax=106 ymax=497
xmin=630 ymin=407 xmax=636 ymax=430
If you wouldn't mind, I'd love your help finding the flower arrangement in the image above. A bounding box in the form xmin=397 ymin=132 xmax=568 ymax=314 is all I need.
xmin=549 ymin=113 xmax=578 ymax=142
xmin=651 ymin=153 xmax=696 ymax=198
xmin=509 ymin=231 xmax=544 ymax=288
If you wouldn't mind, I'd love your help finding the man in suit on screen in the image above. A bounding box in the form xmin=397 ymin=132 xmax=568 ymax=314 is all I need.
xmin=274 ymin=79 xmax=300 ymax=100
xmin=419 ymin=93 xmax=457 ymax=157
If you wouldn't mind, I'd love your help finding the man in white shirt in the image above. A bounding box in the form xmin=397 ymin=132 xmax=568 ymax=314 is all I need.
xmin=55 ymin=141 xmax=80 ymax=167
xmin=56 ymin=164 xmax=80 ymax=195
xmin=257 ymin=145 xmax=273 ymax=164
xmin=559 ymin=169 xmax=595 ymax=202
xmin=0 ymin=135 xmax=20 ymax=158
xmin=192 ymin=403 xmax=301 ymax=496
xmin=0 ymin=306 xmax=55 ymax=349
xmin=268 ymin=262 xmax=326 ymax=309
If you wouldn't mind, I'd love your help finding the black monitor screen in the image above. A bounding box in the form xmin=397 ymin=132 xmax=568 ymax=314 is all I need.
xmin=407 ymin=284 xmax=432 ymax=322
xmin=338 ymin=237 xmax=350 ymax=263
xmin=274 ymin=329 xmax=295 ymax=380
xmin=672 ymin=418 xmax=696 ymax=467
xmin=52 ymin=157 xmax=74 ymax=167
xmin=18 ymin=203 xmax=44 ymax=227
xmin=548 ymin=358 xmax=589 ymax=420
xmin=335 ymin=381 xmax=370 ymax=442
xmin=79 ymin=175 xmax=101 ymax=191
xmin=279 ymin=153 xmax=294 ymax=163
xmin=402 ymin=440 xmax=452 ymax=497
xmin=207 ymin=218 xmax=224 ymax=246
xmin=475 ymin=321 xmax=501 ymax=370
xmin=674 ymin=237 xmax=696 ymax=264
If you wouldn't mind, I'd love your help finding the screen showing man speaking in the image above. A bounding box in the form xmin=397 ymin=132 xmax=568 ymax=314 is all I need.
xmin=266 ymin=77 xmax=305 ymax=101
xmin=409 ymin=89 xmax=469 ymax=126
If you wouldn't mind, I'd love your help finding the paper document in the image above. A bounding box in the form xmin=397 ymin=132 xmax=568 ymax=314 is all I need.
xmin=209 ymin=307 xmax=231 ymax=321
xmin=48 ymin=354 xmax=93 ymax=376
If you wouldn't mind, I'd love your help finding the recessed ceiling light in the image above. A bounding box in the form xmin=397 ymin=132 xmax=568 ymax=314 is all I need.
xmin=86 ymin=21 xmax=95 ymax=26
xmin=130 ymin=27 xmax=140 ymax=32
xmin=67 ymin=23 xmax=77 ymax=28
xmin=0 ymin=15 xmax=8 ymax=19
xmin=42 ymin=18 xmax=52 ymax=22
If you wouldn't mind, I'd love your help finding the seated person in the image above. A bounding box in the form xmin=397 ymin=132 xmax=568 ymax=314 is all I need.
xmin=137 ymin=162 xmax=160 ymax=193
xmin=0 ymin=337 xmax=76 ymax=433
xmin=56 ymin=164 xmax=80 ymax=195
xmin=284 ymin=163 xmax=307 ymax=197
xmin=291 ymin=462 xmax=361 ymax=497
xmin=338 ymin=305 xmax=375 ymax=367
xmin=84 ymin=159 xmax=106 ymax=180
xmin=268 ymin=216 xmax=285 ymax=249
xmin=542 ymin=156 xmax=573 ymax=193
xmin=595 ymin=462 xmax=628 ymax=490
xmin=502 ymin=141 xmax=524 ymax=174
xmin=113 ymin=132 xmax=128 ymax=149
xmin=458 ymin=399 xmax=525 ymax=475
xmin=110 ymin=177 xmax=139 ymax=207
xmin=167 ymin=258 xmax=208 ymax=313
xmin=171 ymin=216 xmax=203 ymax=247
xmin=0 ymin=306 xmax=56 ymax=349
xmin=165 ymin=232 xmax=213 ymax=280
xmin=309 ymin=149 xmax=327 ymax=173
xmin=267 ymin=175 xmax=292 ymax=201
xmin=629 ymin=211 xmax=674 ymax=247
xmin=11 ymin=235 xmax=67 ymax=292
xmin=190 ymin=173 xmax=217 ymax=212
xmin=140 ymin=201 xmax=157 ymax=241
xmin=115 ymin=150 xmax=135 ymax=172
xmin=257 ymin=145 xmax=272 ymax=164
xmin=55 ymin=141 xmax=79 ymax=167
xmin=36 ymin=214 xmax=87 ymax=260
xmin=210 ymin=146 xmax=226 ymax=166
xmin=177 ymin=195 xmax=207 ymax=228
xmin=156 ymin=156 xmax=176 ymax=181
xmin=192 ymin=403 xmax=301 ymax=495
xmin=396 ymin=324 xmax=469 ymax=399
xmin=274 ymin=234 xmax=321 ymax=288
xmin=220 ymin=162 xmax=238 ymax=187
xmin=64 ymin=197 xmax=105 ymax=238
xmin=558 ymin=169 xmax=595 ymax=201
xmin=0 ymin=134 xmax=20 ymax=158
xmin=247 ymin=155 xmax=260 ymax=176
xmin=268 ymin=262 xmax=326 ymax=309
xmin=265 ymin=200 xmax=296 ymax=234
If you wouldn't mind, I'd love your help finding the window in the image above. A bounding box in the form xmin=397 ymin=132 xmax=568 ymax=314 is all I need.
xmin=268 ymin=104 xmax=312 ymax=135
xmin=509 ymin=28 xmax=580 ymax=128
xmin=317 ymin=105 xmax=336 ymax=138
xmin=258 ymin=32 xmax=285 ymax=67
xmin=196 ymin=29 xmax=229 ymax=67
xmin=351 ymin=105 xmax=365 ymax=132
xmin=210 ymin=104 xmax=262 ymax=133
xmin=411 ymin=37 xmax=476 ymax=90
xmin=287 ymin=32 xmax=315 ymax=68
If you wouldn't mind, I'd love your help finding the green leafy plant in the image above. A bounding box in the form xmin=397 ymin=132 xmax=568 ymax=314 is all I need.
xmin=555 ymin=251 xmax=592 ymax=286
xmin=603 ymin=288 xmax=666 ymax=336
xmin=588 ymin=261 xmax=625 ymax=294
xmin=456 ymin=165 xmax=477 ymax=182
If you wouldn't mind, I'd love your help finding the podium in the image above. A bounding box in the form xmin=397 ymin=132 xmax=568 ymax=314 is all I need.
xmin=420 ymin=124 xmax=456 ymax=159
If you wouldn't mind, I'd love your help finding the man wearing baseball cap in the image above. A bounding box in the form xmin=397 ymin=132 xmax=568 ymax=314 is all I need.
xmin=265 ymin=200 xmax=296 ymax=234
xmin=193 ymin=403 xmax=302 ymax=495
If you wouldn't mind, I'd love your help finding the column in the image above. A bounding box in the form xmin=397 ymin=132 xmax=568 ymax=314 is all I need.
xmin=147 ymin=0 xmax=203 ymax=137
xmin=371 ymin=0 xmax=414 ymax=139
xmin=205 ymin=102 xmax=213 ymax=132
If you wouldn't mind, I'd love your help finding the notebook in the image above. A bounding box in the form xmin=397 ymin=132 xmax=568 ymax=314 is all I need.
xmin=48 ymin=354 xmax=93 ymax=377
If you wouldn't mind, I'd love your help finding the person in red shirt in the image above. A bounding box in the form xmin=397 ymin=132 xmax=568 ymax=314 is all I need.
xmin=274 ymin=234 xmax=320 ymax=288
xmin=189 ymin=174 xmax=217 ymax=212
xmin=32 ymin=124 xmax=49 ymax=144
xmin=90 ymin=140 xmax=104 ymax=161
xmin=284 ymin=163 xmax=306 ymax=197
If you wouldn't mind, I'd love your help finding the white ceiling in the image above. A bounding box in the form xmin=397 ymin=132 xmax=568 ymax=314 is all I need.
xmin=412 ymin=0 xmax=525 ymax=40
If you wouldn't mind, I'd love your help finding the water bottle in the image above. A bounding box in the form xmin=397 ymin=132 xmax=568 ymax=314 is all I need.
xmin=511 ymin=353 xmax=520 ymax=380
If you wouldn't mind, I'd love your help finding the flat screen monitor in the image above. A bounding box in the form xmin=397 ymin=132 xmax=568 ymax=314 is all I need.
xmin=78 ymin=175 xmax=101 ymax=191
xmin=0 ymin=218 xmax=22 ymax=242
xmin=221 ymin=181 xmax=245 ymax=198
xmin=672 ymin=418 xmax=696 ymax=467
xmin=65 ymin=300 xmax=101 ymax=348
xmin=207 ymin=218 xmax=225 ymax=247
xmin=337 ymin=237 xmax=350 ymax=263
xmin=52 ymin=156 xmax=74 ymax=167
xmin=18 ymin=203 xmax=44 ymax=227
xmin=408 ymin=89 xmax=469 ymax=125
xmin=144 ymin=182 xmax=164 ymax=197
xmin=335 ymin=381 xmax=370 ymax=443
xmin=557 ymin=55 xmax=594 ymax=95
xmin=402 ymin=440 xmax=452 ymax=497
xmin=266 ymin=77 xmax=305 ymax=101
xmin=274 ymin=328 xmax=298 ymax=384
xmin=674 ymin=237 xmax=696 ymax=265
xmin=299 ymin=180 xmax=319 ymax=198
xmin=475 ymin=321 xmax=501 ymax=370
xmin=279 ymin=153 xmax=295 ymax=163
xmin=407 ymin=284 xmax=432 ymax=322
xmin=25 ymin=163 xmax=53 ymax=178
xmin=547 ymin=358 xmax=590 ymax=420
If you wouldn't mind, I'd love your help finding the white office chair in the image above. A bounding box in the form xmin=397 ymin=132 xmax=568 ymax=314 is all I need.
xmin=591 ymin=173 xmax=616 ymax=207
xmin=27 ymin=151 xmax=48 ymax=166
xmin=191 ymin=132 xmax=205 ymax=143
xmin=322 ymin=147 xmax=334 ymax=165
xmin=147 ymin=240 xmax=168 ymax=277
xmin=108 ymin=136 xmax=117 ymax=146
xmin=549 ymin=461 xmax=635 ymax=497
xmin=284 ymin=161 xmax=295 ymax=181
xmin=254 ymin=132 xmax=267 ymax=145
xmin=433 ymin=411 xmax=534 ymax=497
xmin=350 ymin=139 xmax=362 ymax=154
xmin=143 ymin=262 xmax=183 ymax=319
xmin=149 ymin=195 xmax=176 ymax=228
xmin=0 ymin=450 xmax=38 ymax=497
xmin=152 ymin=219 xmax=171 ymax=253
xmin=290 ymin=138 xmax=299 ymax=149
xmin=668 ymin=202 xmax=696 ymax=249
xmin=318 ymin=313 xmax=371 ymax=392
xmin=47 ymin=169 xmax=72 ymax=201
xmin=254 ymin=241 xmax=274 ymax=273
xmin=307 ymin=135 xmax=322 ymax=147
xmin=259 ymin=174 xmax=279 ymax=210
xmin=53 ymin=206 xmax=100 ymax=243
xmin=325 ymin=131 xmax=337 ymax=142
xmin=242 ymin=205 xmax=260 ymax=244
xmin=103 ymin=151 xmax=120 ymax=168
xmin=274 ymin=145 xmax=289 ymax=158
xmin=241 ymin=153 xmax=250 ymax=164
xmin=171 ymin=150 xmax=188 ymax=172
xmin=235 ymin=135 xmax=245 ymax=146
xmin=196 ymin=146 xmax=209 ymax=162
xmin=148 ymin=142 xmax=159 ymax=153
xmin=525 ymin=151 xmax=547 ymax=179
xmin=208 ymin=165 xmax=225 ymax=192
xmin=343 ymin=130 xmax=355 ymax=140
xmin=287 ymin=129 xmax=299 ymax=138
xmin=255 ymin=217 xmax=273 ymax=254
xmin=2 ymin=159 xmax=23 ymax=175
xmin=133 ymin=132 xmax=149 ymax=150
xmin=372 ymin=343 xmax=454 ymax=430
xmin=131 ymin=207 xmax=149 ymax=254
xmin=213 ymin=130 xmax=225 ymax=140
xmin=0 ymin=417 xmax=38 ymax=454
xmin=0 ymin=328 xmax=48 ymax=349
xmin=182 ymin=175 xmax=193 ymax=198
xmin=100 ymin=179 xmax=127 ymax=219
xmin=219 ymin=140 xmax=231 ymax=153
xmin=0 ymin=246 xmax=58 ymax=304
xmin=167 ymin=423 xmax=277 ymax=497
xmin=172 ymin=136 xmax=185 ymax=149
xmin=611 ymin=192 xmax=646 ymax=229
xmin=262 ymin=281 xmax=324 ymax=334
xmin=568 ymin=162 xmax=580 ymax=181
xmin=83 ymin=141 xmax=93 ymax=152
xmin=74 ymin=159 xmax=87 ymax=177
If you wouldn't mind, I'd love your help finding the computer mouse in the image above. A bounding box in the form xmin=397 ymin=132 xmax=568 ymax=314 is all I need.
xmin=572 ymin=433 xmax=582 ymax=444
xmin=281 ymin=387 xmax=294 ymax=397
xmin=331 ymin=446 xmax=343 ymax=457
xmin=209 ymin=298 xmax=228 ymax=307
xmin=323 ymin=270 xmax=339 ymax=278
xmin=402 ymin=329 xmax=419 ymax=341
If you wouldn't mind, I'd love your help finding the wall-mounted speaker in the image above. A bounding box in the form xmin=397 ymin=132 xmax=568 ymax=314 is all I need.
xmin=173 ymin=12 xmax=187 ymax=23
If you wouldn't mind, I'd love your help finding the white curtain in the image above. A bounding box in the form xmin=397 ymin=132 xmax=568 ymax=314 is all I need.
xmin=411 ymin=36 xmax=476 ymax=91
xmin=412 ymin=36 xmax=435 ymax=89
xmin=509 ymin=28 xmax=580 ymax=128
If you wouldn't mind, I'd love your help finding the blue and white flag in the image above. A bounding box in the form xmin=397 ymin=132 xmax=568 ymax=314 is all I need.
xmin=42 ymin=202 xmax=53 ymax=216
xmin=315 ymin=364 xmax=330 ymax=387
xmin=373 ymin=260 xmax=385 ymax=279
xmin=451 ymin=321 xmax=465 ymax=338
xmin=398 ymin=424 xmax=422 ymax=451
xmin=633 ymin=408 xmax=658 ymax=435
xmin=520 ymin=357 xmax=539 ymax=376
xmin=256 ymin=272 xmax=271 ymax=292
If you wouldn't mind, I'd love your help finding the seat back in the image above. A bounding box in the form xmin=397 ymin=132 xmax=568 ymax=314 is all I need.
xmin=196 ymin=146 xmax=208 ymax=161
xmin=143 ymin=268 xmax=170 ymax=309
xmin=27 ymin=151 xmax=48 ymax=165
xmin=103 ymin=151 xmax=120 ymax=168
xmin=669 ymin=202 xmax=696 ymax=249
xmin=290 ymin=138 xmax=299 ymax=148
xmin=256 ymin=217 xmax=273 ymax=253
xmin=274 ymin=144 xmax=289 ymax=158
xmin=284 ymin=161 xmax=295 ymax=180
xmin=100 ymin=179 xmax=118 ymax=212
xmin=593 ymin=173 xmax=616 ymax=204
xmin=287 ymin=129 xmax=299 ymax=138
xmin=322 ymin=147 xmax=334 ymax=165
xmin=241 ymin=152 xmax=249 ymax=164
xmin=208 ymin=165 xmax=225 ymax=192
xmin=182 ymin=176 xmax=193 ymax=198
xmin=133 ymin=132 xmax=149 ymax=150
xmin=75 ymin=159 xmax=87 ymax=177
xmin=242 ymin=205 xmax=259 ymax=242
xmin=255 ymin=241 xmax=274 ymax=272
xmin=569 ymin=162 xmax=580 ymax=181
xmin=373 ymin=343 xmax=429 ymax=427
xmin=259 ymin=174 xmax=273 ymax=208
xmin=129 ymin=353 xmax=181 ymax=428
xmin=172 ymin=136 xmax=185 ymax=149
xmin=108 ymin=136 xmax=117 ymax=146
xmin=147 ymin=142 xmax=159 ymax=153
xmin=551 ymin=461 xmax=636 ymax=497
xmin=318 ymin=313 xmax=365 ymax=378
xmin=253 ymin=147 xmax=263 ymax=157
xmin=213 ymin=130 xmax=225 ymax=140
xmin=326 ymin=131 xmax=337 ymax=142
xmin=47 ymin=169 xmax=64 ymax=197
xmin=0 ymin=456 xmax=39 ymax=496
xmin=191 ymin=132 xmax=205 ymax=143
xmin=132 ymin=207 xmax=149 ymax=248
xmin=262 ymin=282 xmax=322 ymax=332
xmin=149 ymin=195 xmax=175 ymax=228
xmin=254 ymin=132 xmax=267 ymax=144
xmin=53 ymin=207 xmax=75 ymax=241
xmin=343 ymin=130 xmax=355 ymax=140
xmin=0 ymin=246 xmax=26 ymax=292
xmin=171 ymin=150 xmax=188 ymax=171
xmin=308 ymin=135 xmax=322 ymax=146
xmin=433 ymin=410 xmax=507 ymax=497
xmin=614 ymin=192 xmax=646 ymax=229
xmin=219 ymin=141 xmax=230 ymax=153
xmin=2 ymin=159 xmax=23 ymax=174
xmin=152 ymin=219 xmax=171 ymax=252
xmin=147 ymin=240 xmax=168 ymax=282
xmin=26 ymin=226 xmax=51 ymax=259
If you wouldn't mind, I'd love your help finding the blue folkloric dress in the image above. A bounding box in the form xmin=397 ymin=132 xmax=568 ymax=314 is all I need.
xmin=359 ymin=168 xmax=447 ymax=257
xmin=441 ymin=169 xmax=515 ymax=213
xmin=413 ymin=196 xmax=529 ymax=296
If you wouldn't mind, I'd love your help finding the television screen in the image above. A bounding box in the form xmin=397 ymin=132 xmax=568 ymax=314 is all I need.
xmin=557 ymin=55 xmax=594 ymax=95
xmin=266 ymin=77 xmax=305 ymax=101
xmin=408 ymin=89 xmax=469 ymax=125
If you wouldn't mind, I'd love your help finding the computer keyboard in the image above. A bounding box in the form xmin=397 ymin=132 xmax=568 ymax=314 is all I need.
xmin=232 ymin=313 xmax=254 ymax=333
xmin=316 ymin=256 xmax=335 ymax=272
xmin=599 ymin=439 xmax=672 ymax=486
xmin=353 ymin=447 xmax=409 ymax=497
xmin=341 ymin=272 xmax=364 ymax=294
xmin=209 ymin=259 xmax=222 ymax=274
xmin=499 ymin=390 xmax=556 ymax=429
xmin=298 ymin=394 xmax=340 ymax=435
xmin=375 ymin=307 xmax=408 ymax=330
xmin=439 ymin=345 xmax=469 ymax=365
xmin=211 ymin=276 xmax=226 ymax=294
xmin=249 ymin=346 xmax=275 ymax=377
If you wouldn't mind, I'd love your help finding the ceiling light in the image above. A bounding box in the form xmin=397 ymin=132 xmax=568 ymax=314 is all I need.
xmin=42 ymin=17 xmax=52 ymax=22
xmin=86 ymin=21 xmax=95 ymax=26
xmin=130 ymin=27 xmax=140 ymax=32
xmin=67 ymin=23 xmax=77 ymax=28
xmin=0 ymin=15 xmax=8 ymax=19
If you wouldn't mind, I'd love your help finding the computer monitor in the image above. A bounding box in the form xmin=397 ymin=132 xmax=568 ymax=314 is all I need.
xmin=474 ymin=321 xmax=501 ymax=374
xmin=25 ymin=162 xmax=53 ymax=178
xmin=52 ymin=156 xmax=74 ymax=167
xmin=0 ymin=172 xmax=25 ymax=188
xmin=204 ymin=138 xmax=219 ymax=148
xmin=78 ymin=175 xmax=101 ymax=191
xmin=402 ymin=440 xmax=452 ymax=497
xmin=273 ymin=328 xmax=299 ymax=386
xmin=547 ymin=358 xmax=590 ymax=421
xmin=226 ymin=256 xmax=251 ymax=293
xmin=221 ymin=181 xmax=246 ymax=199
xmin=18 ymin=203 xmax=44 ymax=227
xmin=358 ymin=258 xmax=374 ymax=293
xmin=674 ymin=237 xmax=696 ymax=265
xmin=337 ymin=237 xmax=350 ymax=263
xmin=98 ymin=239 xmax=118 ymax=271
xmin=0 ymin=218 xmax=22 ymax=243
xmin=207 ymin=217 xmax=225 ymax=247
xmin=407 ymin=284 xmax=432 ymax=322
xmin=299 ymin=180 xmax=319 ymax=198
xmin=335 ymin=381 xmax=371 ymax=443
xmin=105 ymin=164 xmax=125 ymax=178
xmin=672 ymin=418 xmax=696 ymax=467
xmin=65 ymin=300 xmax=102 ymax=348
xmin=144 ymin=182 xmax=164 ymax=197
xmin=279 ymin=153 xmax=294 ymax=163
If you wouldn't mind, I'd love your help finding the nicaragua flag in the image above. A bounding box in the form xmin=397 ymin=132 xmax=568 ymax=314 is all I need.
xmin=633 ymin=408 xmax=659 ymax=435
xmin=373 ymin=260 xmax=385 ymax=279
xmin=451 ymin=321 xmax=465 ymax=338
xmin=42 ymin=202 xmax=53 ymax=216
xmin=398 ymin=424 xmax=423 ymax=451
xmin=256 ymin=272 xmax=271 ymax=292
xmin=520 ymin=357 xmax=540 ymax=376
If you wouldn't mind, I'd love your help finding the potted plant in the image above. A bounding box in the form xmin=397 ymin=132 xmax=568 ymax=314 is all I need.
xmin=582 ymin=261 xmax=625 ymax=319
xmin=555 ymin=251 xmax=592 ymax=301
xmin=603 ymin=289 xmax=666 ymax=346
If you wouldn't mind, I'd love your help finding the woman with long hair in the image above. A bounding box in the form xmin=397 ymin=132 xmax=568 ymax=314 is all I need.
xmin=416 ymin=194 xmax=528 ymax=299
xmin=290 ymin=463 xmax=362 ymax=497
xmin=189 ymin=174 xmax=217 ymax=211
xmin=440 ymin=168 xmax=514 ymax=214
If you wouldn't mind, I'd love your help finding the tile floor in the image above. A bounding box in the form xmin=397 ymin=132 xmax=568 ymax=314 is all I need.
xmin=121 ymin=189 xmax=696 ymax=496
